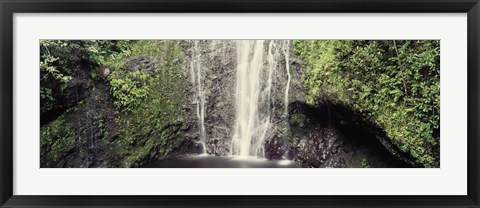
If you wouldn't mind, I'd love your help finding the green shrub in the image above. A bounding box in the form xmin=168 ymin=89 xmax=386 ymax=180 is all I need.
xmin=294 ymin=40 xmax=440 ymax=167
xmin=109 ymin=40 xmax=188 ymax=167
xmin=40 ymin=40 xmax=134 ymax=114
xmin=291 ymin=113 xmax=307 ymax=128
xmin=40 ymin=116 xmax=76 ymax=167
xmin=361 ymin=158 xmax=371 ymax=168
xmin=109 ymin=70 xmax=149 ymax=112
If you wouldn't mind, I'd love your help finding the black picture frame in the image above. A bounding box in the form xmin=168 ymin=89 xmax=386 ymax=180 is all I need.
xmin=1 ymin=0 xmax=479 ymax=207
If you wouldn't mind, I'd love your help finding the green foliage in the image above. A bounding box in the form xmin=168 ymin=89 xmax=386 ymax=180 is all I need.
xmin=291 ymin=113 xmax=307 ymax=128
xmin=40 ymin=40 xmax=188 ymax=167
xmin=40 ymin=87 xmax=55 ymax=113
xmin=40 ymin=50 xmax=72 ymax=85
xmin=40 ymin=41 xmax=71 ymax=113
xmin=40 ymin=115 xmax=76 ymax=167
xmin=361 ymin=158 xmax=371 ymax=168
xmin=294 ymin=40 xmax=440 ymax=167
xmin=110 ymin=40 xmax=188 ymax=167
xmin=40 ymin=40 xmax=134 ymax=113
xmin=109 ymin=70 xmax=149 ymax=112
xmin=40 ymin=40 xmax=132 ymax=78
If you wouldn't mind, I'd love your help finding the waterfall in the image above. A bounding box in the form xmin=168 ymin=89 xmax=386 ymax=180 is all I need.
xmin=265 ymin=40 xmax=277 ymax=122
xmin=189 ymin=41 xmax=207 ymax=153
xmin=282 ymin=41 xmax=292 ymax=159
xmin=231 ymin=40 xmax=280 ymax=158
xmin=283 ymin=41 xmax=291 ymax=118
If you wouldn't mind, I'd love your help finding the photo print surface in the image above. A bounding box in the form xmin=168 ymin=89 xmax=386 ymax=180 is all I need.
xmin=40 ymin=40 xmax=440 ymax=168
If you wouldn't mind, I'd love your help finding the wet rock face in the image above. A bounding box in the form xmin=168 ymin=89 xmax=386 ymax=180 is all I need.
xmin=285 ymin=102 xmax=346 ymax=168
xmin=284 ymin=102 xmax=410 ymax=168
xmin=41 ymin=68 xmax=92 ymax=125
xmin=202 ymin=41 xmax=238 ymax=156
xmin=123 ymin=55 xmax=158 ymax=72
xmin=181 ymin=40 xmax=238 ymax=156
xmin=180 ymin=40 xmax=306 ymax=157
xmin=263 ymin=51 xmax=306 ymax=159
xmin=289 ymin=126 xmax=346 ymax=168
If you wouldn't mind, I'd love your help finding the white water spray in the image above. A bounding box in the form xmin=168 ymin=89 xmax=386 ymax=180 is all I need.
xmin=231 ymin=40 xmax=283 ymax=158
xmin=190 ymin=41 xmax=207 ymax=153
xmin=283 ymin=41 xmax=292 ymax=159
xmin=284 ymin=40 xmax=291 ymax=118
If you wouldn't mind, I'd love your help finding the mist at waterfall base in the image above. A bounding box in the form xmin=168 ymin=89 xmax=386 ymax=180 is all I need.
xmin=142 ymin=155 xmax=300 ymax=168
xmin=144 ymin=40 xmax=295 ymax=168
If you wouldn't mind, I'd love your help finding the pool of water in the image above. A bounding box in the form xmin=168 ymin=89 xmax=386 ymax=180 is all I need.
xmin=140 ymin=155 xmax=301 ymax=168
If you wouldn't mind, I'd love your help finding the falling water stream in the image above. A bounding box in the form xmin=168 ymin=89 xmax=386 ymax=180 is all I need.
xmin=282 ymin=40 xmax=292 ymax=158
xmin=231 ymin=40 xmax=267 ymax=157
xmin=167 ymin=40 xmax=295 ymax=167
xmin=231 ymin=40 xmax=290 ymax=158
xmin=283 ymin=40 xmax=291 ymax=118
xmin=189 ymin=41 xmax=207 ymax=153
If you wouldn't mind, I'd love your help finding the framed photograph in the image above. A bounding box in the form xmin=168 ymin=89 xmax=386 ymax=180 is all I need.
xmin=1 ymin=0 xmax=479 ymax=207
